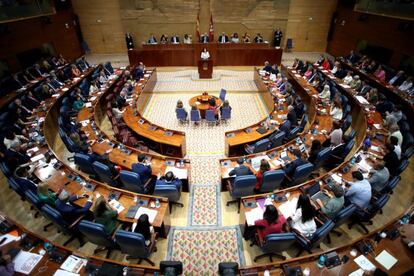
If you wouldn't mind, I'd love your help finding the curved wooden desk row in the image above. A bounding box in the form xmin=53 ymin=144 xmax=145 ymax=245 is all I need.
xmin=224 ymin=67 xmax=318 ymax=157
xmin=80 ymin=69 xmax=191 ymax=191
xmin=35 ymin=68 xmax=175 ymax=238
xmin=0 ymin=212 xmax=159 ymax=275
xmin=128 ymin=43 xmax=283 ymax=67
xmin=238 ymin=206 xmax=414 ymax=275
xmin=339 ymin=60 xmax=414 ymax=130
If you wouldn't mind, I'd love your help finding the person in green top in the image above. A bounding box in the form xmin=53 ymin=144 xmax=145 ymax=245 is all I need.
xmin=37 ymin=182 xmax=59 ymax=206
xmin=93 ymin=196 xmax=119 ymax=235
xmin=72 ymin=95 xmax=85 ymax=111
xmin=316 ymin=185 xmax=345 ymax=218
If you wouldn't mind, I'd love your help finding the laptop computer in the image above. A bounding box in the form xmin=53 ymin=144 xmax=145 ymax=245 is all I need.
xmin=306 ymin=182 xmax=330 ymax=205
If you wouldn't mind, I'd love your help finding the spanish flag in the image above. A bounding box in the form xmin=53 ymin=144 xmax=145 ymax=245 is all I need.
xmin=209 ymin=14 xmax=214 ymax=42
xmin=196 ymin=11 xmax=200 ymax=41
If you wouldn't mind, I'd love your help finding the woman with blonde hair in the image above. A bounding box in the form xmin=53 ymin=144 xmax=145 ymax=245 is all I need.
xmin=93 ymin=196 xmax=119 ymax=234
xmin=37 ymin=182 xmax=58 ymax=206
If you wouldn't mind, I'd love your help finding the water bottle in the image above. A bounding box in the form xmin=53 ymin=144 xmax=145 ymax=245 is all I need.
xmin=155 ymin=198 xmax=160 ymax=208
xmin=180 ymin=159 xmax=184 ymax=167
xmin=317 ymin=254 xmax=326 ymax=268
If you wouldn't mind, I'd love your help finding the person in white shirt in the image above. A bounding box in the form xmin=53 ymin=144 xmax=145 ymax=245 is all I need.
xmin=183 ymin=34 xmax=192 ymax=44
xmin=398 ymin=76 xmax=412 ymax=92
xmin=389 ymin=136 xmax=401 ymax=160
xmin=330 ymin=100 xmax=343 ymax=121
xmin=98 ymin=71 xmax=107 ymax=85
xmin=343 ymin=71 xmax=353 ymax=85
xmin=112 ymin=103 xmax=125 ymax=120
xmin=289 ymin=194 xmax=317 ymax=237
xmin=331 ymin=61 xmax=340 ymax=74
xmin=388 ymin=124 xmax=403 ymax=147
xmin=3 ymin=131 xmax=29 ymax=150
xmin=200 ymin=48 xmax=210 ymax=60
xmin=89 ymin=79 xmax=99 ymax=94
xmin=319 ymin=84 xmax=331 ymax=100
xmin=231 ymin=32 xmax=239 ymax=43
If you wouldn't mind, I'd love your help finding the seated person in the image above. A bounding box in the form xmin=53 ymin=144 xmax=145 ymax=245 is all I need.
xmin=71 ymin=64 xmax=81 ymax=78
xmin=398 ymin=76 xmax=413 ymax=92
xmin=263 ymin=61 xmax=272 ymax=73
xmin=323 ymin=121 xmax=343 ymax=147
xmin=344 ymin=171 xmax=371 ymax=209
xmin=242 ymin=32 xmax=251 ymax=43
xmin=72 ymin=95 xmax=85 ymax=112
xmin=160 ymin=34 xmax=168 ymax=44
xmin=171 ymin=34 xmax=180 ymax=44
xmin=319 ymin=84 xmax=331 ymax=100
xmin=37 ymin=182 xmax=59 ymax=206
xmin=317 ymin=185 xmax=344 ymax=218
xmin=208 ymin=97 xmax=219 ymax=121
xmin=231 ymin=32 xmax=239 ymax=43
xmin=132 ymin=153 xmax=153 ymax=184
xmin=200 ymin=47 xmax=210 ymax=60
xmin=0 ymin=252 xmax=14 ymax=276
xmin=5 ymin=142 xmax=31 ymax=171
xmin=228 ymin=157 xmax=253 ymax=177
xmin=134 ymin=214 xmax=155 ymax=246
xmin=98 ymin=70 xmax=108 ymax=85
xmin=135 ymin=62 xmax=145 ymax=80
xmin=388 ymin=123 xmax=403 ymax=147
xmin=287 ymin=105 xmax=297 ymax=126
xmin=69 ymin=132 xmax=89 ymax=153
xmin=147 ymin=33 xmax=157 ymax=44
xmin=308 ymin=139 xmax=322 ymax=164
xmin=183 ymin=34 xmax=192 ymax=44
xmin=156 ymin=171 xmax=182 ymax=191
xmin=374 ymin=65 xmax=386 ymax=82
xmin=112 ymin=102 xmax=125 ymax=120
xmin=343 ymin=71 xmax=353 ymax=85
xmin=93 ymin=196 xmax=119 ymax=234
xmin=382 ymin=143 xmax=399 ymax=176
xmin=288 ymin=194 xmax=317 ymax=237
xmin=191 ymin=104 xmax=201 ymax=125
xmin=55 ymin=190 xmax=93 ymax=222
xmin=218 ymin=32 xmax=229 ymax=43
xmin=200 ymin=33 xmax=209 ymax=43
xmin=254 ymin=205 xmax=286 ymax=240
xmin=3 ymin=131 xmax=28 ymax=150
xmin=220 ymin=100 xmax=232 ymax=117
xmin=329 ymin=99 xmax=343 ymax=121
xmin=254 ymin=159 xmax=271 ymax=192
xmin=176 ymin=100 xmax=188 ymax=119
xmin=388 ymin=70 xmax=405 ymax=87
xmin=254 ymin=33 xmax=264 ymax=43
xmin=349 ymin=75 xmax=362 ymax=90
xmin=389 ymin=136 xmax=401 ymax=160
xmin=282 ymin=149 xmax=307 ymax=185
xmin=368 ymin=161 xmax=390 ymax=193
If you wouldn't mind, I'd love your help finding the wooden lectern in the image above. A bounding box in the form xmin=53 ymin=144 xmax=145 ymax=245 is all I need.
xmin=198 ymin=59 xmax=213 ymax=79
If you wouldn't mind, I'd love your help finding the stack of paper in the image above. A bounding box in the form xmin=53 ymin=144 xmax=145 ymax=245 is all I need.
xmin=278 ymin=197 xmax=298 ymax=218
xmin=245 ymin=206 xmax=264 ymax=226
xmin=354 ymin=255 xmax=376 ymax=271
xmin=375 ymin=250 xmax=398 ymax=270
xmin=108 ymin=199 xmax=125 ymax=214
xmin=358 ymin=158 xmax=372 ymax=172
xmin=356 ymin=96 xmax=370 ymax=105
xmin=13 ymin=251 xmax=43 ymax=274
xmin=134 ymin=207 xmax=158 ymax=223
xmin=331 ymin=173 xmax=343 ymax=184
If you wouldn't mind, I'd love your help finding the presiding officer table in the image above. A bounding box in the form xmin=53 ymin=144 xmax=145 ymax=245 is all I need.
xmin=128 ymin=43 xmax=282 ymax=67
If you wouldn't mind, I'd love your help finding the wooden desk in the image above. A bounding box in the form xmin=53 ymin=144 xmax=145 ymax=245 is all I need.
xmin=128 ymin=43 xmax=282 ymax=66
xmin=188 ymin=94 xmax=222 ymax=118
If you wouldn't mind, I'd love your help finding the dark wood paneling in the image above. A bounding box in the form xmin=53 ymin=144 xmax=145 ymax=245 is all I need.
xmin=327 ymin=3 xmax=414 ymax=68
xmin=0 ymin=10 xmax=82 ymax=72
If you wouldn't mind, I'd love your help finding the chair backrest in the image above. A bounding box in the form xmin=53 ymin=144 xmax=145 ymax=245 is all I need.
xmin=313 ymin=147 xmax=332 ymax=169
xmin=269 ymin=131 xmax=285 ymax=148
xmin=74 ymin=153 xmax=96 ymax=176
xmin=119 ymin=171 xmax=144 ymax=193
xmin=92 ymin=161 xmax=116 ymax=186
xmin=40 ymin=205 xmax=69 ymax=232
xmin=395 ymin=159 xmax=409 ymax=175
xmin=114 ymin=230 xmax=149 ymax=258
xmin=221 ymin=107 xmax=231 ymax=120
xmin=303 ymin=181 xmax=321 ymax=196
xmin=8 ymin=177 xmax=25 ymax=198
xmin=292 ymin=163 xmax=314 ymax=185
xmin=309 ymin=220 xmax=335 ymax=248
xmin=154 ymin=184 xmax=180 ymax=202
xmin=205 ymin=110 xmax=216 ymax=122
xmin=286 ymin=127 xmax=300 ymax=141
xmin=402 ymin=133 xmax=414 ymax=151
xmin=298 ymin=114 xmax=308 ymax=132
xmin=342 ymin=139 xmax=355 ymax=159
xmin=364 ymin=194 xmax=390 ymax=220
xmin=231 ymin=175 xmax=256 ymax=198
xmin=190 ymin=109 xmax=200 ymax=122
xmin=260 ymin=170 xmax=285 ymax=193
xmin=399 ymin=120 xmax=410 ymax=133
xmin=341 ymin=114 xmax=352 ymax=132
xmin=219 ymin=89 xmax=227 ymax=101
xmin=104 ymin=62 xmax=114 ymax=75
xmin=348 ymin=129 xmax=357 ymax=140
xmin=279 ymin=120 xmax=291 ymax=134
xmin=176 ymin=108 xmax=187 ymax=120
xmin=78 ymin=220 xmax=114 ymax=247
xmin=262 ymin=233 xmax=297 ymax=254
xmin=286 ymin=38 xmax=293 ymax=49
xmin=380 ymin=176 xmax=400 ymax=194
xmin=0 ymin=162 xmax=12 ymax=177
xmin=253 ymin=138 xmax=271 ymax=153
xmin=343 ymin=104 xmax=351 ymax=119
xmin=333 ymin=204 xmax=356 ymax=227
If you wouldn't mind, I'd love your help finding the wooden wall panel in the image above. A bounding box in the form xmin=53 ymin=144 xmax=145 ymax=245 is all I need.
xmin=0 ymin=10 xmax=82 ymax=72
xmin=326 ymin=3 xmax=414 ymax=68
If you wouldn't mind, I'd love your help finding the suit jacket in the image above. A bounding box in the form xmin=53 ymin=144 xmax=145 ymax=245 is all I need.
xmin=55 ymin=195 xmax=92 ymax=222
xmin=5 ymin=149 xmax=30 ymax=169
xmin=284 ymin=158 xmax=307 ymax=178
xmin=263 ymin=65 xmax=273 ymax=73
xmin=171 ymin=36 xmax=180 ymax=43
xmin=287 ymin=110 xmax=297 ymax=126
xmin=200 ymin=35 xmax=209 ymax=43
xmin=228 ymin=165 xmax=253 ymax=177
xmin=132 ymin=163 xmax=152 ymax=183
xmin=156 ymin=178 xmax=182 ymax=191
xmin=254 ymin=36 xmax=264 ymax=43
xmin=218 ymin=35 xmax=229 ymax=43
xmin=279 ymin=120 xmax=291 ymax=134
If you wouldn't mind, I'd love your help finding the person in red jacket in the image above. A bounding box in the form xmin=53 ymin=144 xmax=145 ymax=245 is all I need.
xmin=254 ymin=205 xmax=287 ymax=241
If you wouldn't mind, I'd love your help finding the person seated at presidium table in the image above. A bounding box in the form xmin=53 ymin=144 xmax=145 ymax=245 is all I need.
xmin=243 ymin=32 xmax=251 ymax=43
xmin=171 ymin=34 xmax=180 ymax=44
xmin=231 ymin=33 xmax=239 ymax=43
xmin=183 ymin=34 xmax=192 ymax=44
xmin=200 ymin=47 xmax=210 ymax=60
xmin=147 ymin=33 xmax=157 ymax=44
xmin=218 ymin=32 xmax=229 ymax=43
xmin=254 ymin=33 xmax=264 ymax=43
xmin=160 ymin=34 xmax=168 ymax=44
xmin=200 ymin=33 xmax=209 ymax=43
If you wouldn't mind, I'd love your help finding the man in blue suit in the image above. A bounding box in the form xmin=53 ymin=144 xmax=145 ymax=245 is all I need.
xmin=132 ymin=153 xmax=153 ymax=184
xmin=156 ymin=171 xmax=182 ymax=191
xmin=282 ymin=149 xmax=307 ymax=187
xmin=55 ymin=190 xmax=93 ymax=222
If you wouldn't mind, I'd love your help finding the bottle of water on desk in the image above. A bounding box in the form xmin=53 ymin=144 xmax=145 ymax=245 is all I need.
xmin=317 ymin=254 xmax=326 ymax=268
xmin=155 ymin=198 xmax=160 ymax=208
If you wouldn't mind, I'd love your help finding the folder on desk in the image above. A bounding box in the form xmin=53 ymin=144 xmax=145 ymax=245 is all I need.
xmin=125 ymin=205 xmax=140 ymax=219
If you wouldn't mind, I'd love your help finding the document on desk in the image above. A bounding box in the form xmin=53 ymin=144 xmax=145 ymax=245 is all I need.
xmin=246 ymin=206 xmax=264 ymax=226
xmin=13 ymin=251 xmax=43 ymax=274
xmin=278 ymin=197 xmax=299 ymax=218
xmin=356 ymin=96 xmax=370 ymax=105
xmin=251 ymin=155 xmax=270 ymax=170
xmin=354 ymin=255 xmax=376 ymax=271
xmin=53 ymin=269 xmax=79 ymax=276
xmin=30 ymin=154 xmax=45 ymax=162
xmin=60 ymin=255 xmax=87 ymax=273
xmin=108 ymin=199 xmax=125 ymax=214
xmin=134 ymin=207 xmax=158 ymax=223
xmin=85 ymin=102 xmax=92 ymax=108
xmin=358 ymin=159 xmax=372 ymax=172
xmin=0 ymin=233 xmax=20 ymax=247
xmin=331 ymin=173 xmax=342 ymax=184
xmin=165 ymin=166 xmax=187 ymax=179
xmin=375 ymin=250 xmax=398 ymax=270
xmin=349 ymin=268 xmax=364 ymax=276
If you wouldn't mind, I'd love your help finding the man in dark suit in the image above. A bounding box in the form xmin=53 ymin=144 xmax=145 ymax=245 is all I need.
xmin=274 ymin=28 xmax=283 ymax=48
xmin=200 ymin=33 xmax=209 ymax=43
xmin=132 ymin=153 xmax=153 ymax=184
xmin=228 ymin=158 xmax=253 ymax=177
xmin=5 ymin=142 xmax=31 ymax=171
xmin=345 ymin=50 xmax=360 ymax=64
xmin=55 ymin=190 xmax=93 ymax=222
xmin=254 ymin=33 xmax=264 ymax=43
xmin=388 ymin=70 xmax=406 ymax=87
xmin=287 ymin=105 xmax=298 ymax=126
xmin=263 ymin=61 xmax=273 ymax=73
xmin=218 ymin=32 xmax=229 ymax=43
xmin=156 ymin=171 xmax=182 ymax=191
xmin=282 ymin=149 xmax=307 ymax=186
xmin=171 ymin=34 xmax=180 ymax=44
xmin=279 ymin=119 xmax=291 ymax=134
xmin=125 ymin=33 xmax=134 ymax=49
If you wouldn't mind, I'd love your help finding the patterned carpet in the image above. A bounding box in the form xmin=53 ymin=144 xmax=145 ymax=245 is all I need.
xmin=189 ymin=184 xmax=221 ymax=226
xmin=167 ymin=226 xmax=245 ymax=275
